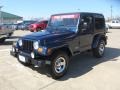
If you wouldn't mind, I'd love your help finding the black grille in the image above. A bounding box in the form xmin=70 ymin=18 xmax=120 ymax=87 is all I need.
xmin=22 ymin=40 xmax=33 ymax=52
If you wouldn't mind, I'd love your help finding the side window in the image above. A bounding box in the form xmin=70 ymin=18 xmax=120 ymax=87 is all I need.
xmin=112 ymin=21 xmax=115 ymax=23
xmin=95 ymin=18 xmax=105 ymax=30
xmin=116 ymin=21 xmax=119 ymax=23
xmin=44 ymin=21 xmax=48 ymax=24
xmin=80 ymin=16 xmax=93 ymax=34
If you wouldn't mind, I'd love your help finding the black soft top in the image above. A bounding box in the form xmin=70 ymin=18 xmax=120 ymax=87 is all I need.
xmin=52 ymin=12 xmax=104 ymax=18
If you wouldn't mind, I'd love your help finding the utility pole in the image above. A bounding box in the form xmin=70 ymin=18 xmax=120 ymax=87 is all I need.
xmin=111 ymin=5 xmax=113 ymax=20
xmin=0 ymin=6 xmax=3 ymax=24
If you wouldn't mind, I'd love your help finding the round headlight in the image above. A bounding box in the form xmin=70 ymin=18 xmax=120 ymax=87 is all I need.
xmin=18 ymin=39 xmax=22 ymax=46
xmin=31 ymin=52 xmax=35 ymax=59
xmin=33 ymin=41 xmax=39 ymax=49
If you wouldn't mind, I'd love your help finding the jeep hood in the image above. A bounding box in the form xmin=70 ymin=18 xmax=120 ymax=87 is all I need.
xmin=22 ymin=28 xmax=76 ymax=44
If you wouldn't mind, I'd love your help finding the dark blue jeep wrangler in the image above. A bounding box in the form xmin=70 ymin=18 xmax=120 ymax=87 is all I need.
xmin=10 ymin=12 xmax=107 ymax=79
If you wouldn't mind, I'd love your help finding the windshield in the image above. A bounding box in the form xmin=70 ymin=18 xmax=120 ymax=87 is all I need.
xmin=48 ymin=14 xmax=80 ymax=32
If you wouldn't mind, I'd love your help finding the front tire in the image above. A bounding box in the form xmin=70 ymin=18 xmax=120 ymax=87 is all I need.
xmin=36 ymin=28 xmax=42 ymax=32
xmin=92 ymin=40 xmax=105 ymax=58
xmin=50 ymin=51 xmax=69 ymax=79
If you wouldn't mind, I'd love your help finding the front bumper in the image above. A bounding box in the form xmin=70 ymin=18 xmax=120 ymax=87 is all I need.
xmin=18 ymin=51 xmax=47 ymax=67
xmin=10 ymin=46 xmax=51 ymax=67
xmin=0 ymin=34 xmax=7 ymax=39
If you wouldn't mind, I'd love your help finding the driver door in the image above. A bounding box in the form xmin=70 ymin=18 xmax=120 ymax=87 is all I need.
xmin=79 ymin=15 xmax=94 ymax=52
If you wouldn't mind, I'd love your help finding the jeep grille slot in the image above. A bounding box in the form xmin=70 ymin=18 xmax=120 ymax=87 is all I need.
xmin=22 ymin=40 xmax=33 ymax=52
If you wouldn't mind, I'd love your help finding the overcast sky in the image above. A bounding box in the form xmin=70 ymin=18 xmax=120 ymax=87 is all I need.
xmin=0 ymin=0 xmax=120 ymax=19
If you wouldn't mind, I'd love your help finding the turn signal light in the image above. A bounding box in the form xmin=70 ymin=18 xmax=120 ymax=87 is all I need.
xmin=38 ymin=48 xmax=43 ymax=53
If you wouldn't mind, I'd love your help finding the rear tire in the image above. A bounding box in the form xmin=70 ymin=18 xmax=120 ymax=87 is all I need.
xmin=92 ymin=40 xmax=105 ymax=58
xmin=50 ymin=51 xmax=69 ymax=79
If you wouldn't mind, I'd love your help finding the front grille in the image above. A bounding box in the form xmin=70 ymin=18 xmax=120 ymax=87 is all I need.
xmin=22 ymin=40 xmax=33 ymax=53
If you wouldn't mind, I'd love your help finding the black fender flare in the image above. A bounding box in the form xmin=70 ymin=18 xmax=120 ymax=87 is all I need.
xmin=92 ymin=35 xmax=106 ymax=49
xmin=50 ymin=44 xmax=73 ymax=57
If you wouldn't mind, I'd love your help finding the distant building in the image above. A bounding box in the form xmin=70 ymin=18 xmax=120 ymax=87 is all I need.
xmin=0 ymin=11 xmax=23 ymax=24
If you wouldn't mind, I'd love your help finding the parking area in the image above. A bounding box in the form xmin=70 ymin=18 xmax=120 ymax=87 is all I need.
xmin=0 ymin=29 xmax=120 ymax=90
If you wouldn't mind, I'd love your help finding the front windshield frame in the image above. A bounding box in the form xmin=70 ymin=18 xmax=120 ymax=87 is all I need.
xmin=48 ymin=13 xmax=80 ymax=32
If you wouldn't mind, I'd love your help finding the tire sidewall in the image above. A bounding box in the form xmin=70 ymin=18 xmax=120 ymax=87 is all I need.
xmin=98 ymin=40 xmax=105 ymax=56
xmin=93 ymin=39 xmax=105 ymax=58
xmin=51 ymin=52 xmax=69 ymax=79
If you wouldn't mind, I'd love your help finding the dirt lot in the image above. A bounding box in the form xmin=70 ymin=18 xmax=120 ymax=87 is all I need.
xmin=0 ymin=29 xmax=120 ymax=90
